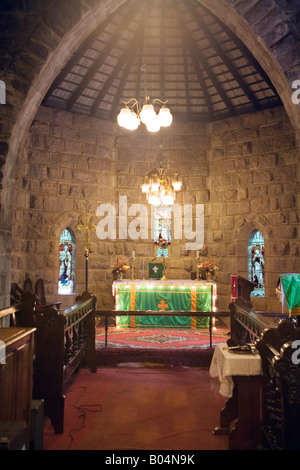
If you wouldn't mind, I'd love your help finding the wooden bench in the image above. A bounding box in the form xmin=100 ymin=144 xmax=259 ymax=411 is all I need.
xmin=255 ymin=318 xmax=300 ymax=450
xmin=0 ymin=297 xmax=36 ymax=327
xmin=11 ymin=278 xmax=61 ymax=310
xmin=227 ymin=297 xmax=300 ymax=449
xmin=1 ymin=291 xmax=97 ymax=435
xmin=32 ymin=291 xmax=97 ymax=434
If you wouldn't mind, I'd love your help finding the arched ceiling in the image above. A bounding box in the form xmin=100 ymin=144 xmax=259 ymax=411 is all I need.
xmin=43 ymin=0 xmax=282 ymax=123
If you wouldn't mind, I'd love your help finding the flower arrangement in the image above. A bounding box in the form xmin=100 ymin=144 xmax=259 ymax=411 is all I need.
xmin=154 ymin=232 xmax=171 ymax=249
xmin=112 ymin=260 xmax=130 ymax=275
xmin=197 ymin=258 xmax=218 ymax=279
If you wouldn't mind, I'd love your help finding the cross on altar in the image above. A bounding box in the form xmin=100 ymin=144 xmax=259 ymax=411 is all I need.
xmin=158 ymin=299 xmax=169 ymax=311
xmin=153 ymin=265 xmax=159 ymax=273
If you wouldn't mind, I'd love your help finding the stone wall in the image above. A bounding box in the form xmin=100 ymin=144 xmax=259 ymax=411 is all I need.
xmin=207 ymin=105 xmax=299 ymax=311
xmin=1 ymin=0 xmax=300 ymax=309
xmin=11 ymin=103 xmax=299 ymax=313
xmin=11 ymin=105 xmax=209 ymax=309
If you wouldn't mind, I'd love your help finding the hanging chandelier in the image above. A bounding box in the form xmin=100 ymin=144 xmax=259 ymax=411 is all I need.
xmin=117 ymin=64 xmax=173 ymax=132
xmin=142 ymin=164 xmax=182 ymax=205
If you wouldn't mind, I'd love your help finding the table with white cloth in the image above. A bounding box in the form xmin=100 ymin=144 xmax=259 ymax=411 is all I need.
xmin=209 ymin=342 xmax=262 ymax=450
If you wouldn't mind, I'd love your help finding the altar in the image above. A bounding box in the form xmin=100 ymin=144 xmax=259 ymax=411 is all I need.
xmin=112 ymin=279 xmax=217 ymax=329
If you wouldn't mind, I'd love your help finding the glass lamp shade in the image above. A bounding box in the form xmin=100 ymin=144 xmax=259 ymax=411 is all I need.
xmin=140 ymin=104 xmax=157 ymax=124
xmin=126 ymin=111 xmax=140 ymax=130
xmin=146 ymin=116 xmax=161 ymax=133
xmin=161 ymin=190 xmax=175 ymax=205
xmin=117 ymin=107 xmax=132 ymax=128
xmin=172 ymin=180 xmax=182 ymax=191
xmin=141 ymin=182 xmax=150 ymax=193
xmin=148 ymin=193 xmax=160 ymax=205
xmin=150 ymin=181 xmax=160 ymax=192
xmin=157 ymin=107 xmax=173 ymax=127
xmin=117 ymin=108 xmax=139 ymax=130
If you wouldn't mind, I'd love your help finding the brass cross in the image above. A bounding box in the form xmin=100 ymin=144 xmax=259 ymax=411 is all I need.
xmin=158 ymin=299 xmax=169 ymax=311
xmin=78 ymin=216 xmax=96 ymax=259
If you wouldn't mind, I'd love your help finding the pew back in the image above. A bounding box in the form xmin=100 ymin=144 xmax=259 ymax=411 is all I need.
xmin=33 ymin=292 xmax=97 ymax=434
xmin=229 ymin=297 xmax=300 ymax=450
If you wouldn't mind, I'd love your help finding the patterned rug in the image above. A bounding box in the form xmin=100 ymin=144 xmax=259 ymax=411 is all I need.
xmin=96 ymin=326 xmax=229 ymax=350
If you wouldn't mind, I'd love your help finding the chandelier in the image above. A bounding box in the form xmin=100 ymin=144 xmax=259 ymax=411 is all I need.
xmin=142 ymin=164 xmax=182 ymax=205
xmin=117 ymin=65 xmax=173 ymax=132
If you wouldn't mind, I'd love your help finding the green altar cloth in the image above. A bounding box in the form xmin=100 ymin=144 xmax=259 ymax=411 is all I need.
xmin=280 ymin=273 xmax=300 ymax=315
xmin=112 ymin=280 xmax=216 ymax=328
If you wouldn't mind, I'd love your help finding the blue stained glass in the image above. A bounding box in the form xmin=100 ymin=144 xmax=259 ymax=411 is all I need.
xmin=248 ymin=230 xmax=265 ymax=297
xmin=153 ymin=205 xmax=172 ymax=258
xmin=58 ymin=228 xmax=76 ymax=295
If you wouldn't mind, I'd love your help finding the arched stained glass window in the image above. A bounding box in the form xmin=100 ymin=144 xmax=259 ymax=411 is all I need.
xmin=153 ymin=204 xmax=172 ymax=258
xmin=58 ymin=228 xmax=75 ymax=295
xmin=248 ymin=230 xmax=265 ymax=297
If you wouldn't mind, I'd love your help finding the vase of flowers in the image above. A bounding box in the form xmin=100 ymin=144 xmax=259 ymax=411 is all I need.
xmin=112 ymin=260 xmax=130 ymax=280
xmin=197 ymin=258 xmax=218 ymax=280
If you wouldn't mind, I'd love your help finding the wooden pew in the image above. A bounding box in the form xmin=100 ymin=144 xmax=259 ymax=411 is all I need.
xmin=1 ymin=291 xmax=97 ymax=435
xmin=255 ymin=319 xmax=300 ymax=450
xmin=228 ymin=296 xmax=278 ymax=346
xmin=11 ymin=278 xmax=61 ymax=310
xmin=227 ymin=298 xmax=300 ymax=449
xmin=32 ymin=291 xmax=97 ymax=434
xmin=0 ymin=297 xmax=36 ymax=327
xmin=0 ymin=299 xmax=37 ymax=449
xmin=231 ymin=275 xmax=256 ymax=302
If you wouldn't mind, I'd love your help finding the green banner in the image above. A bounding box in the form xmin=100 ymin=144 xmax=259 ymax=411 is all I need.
xmin=281 ymin=274 xmax=300 ymax=310
xmin=117 ymin=284 xmax=211 ymax=328
xmin=148 ymin=263 xmax=163 ymax=279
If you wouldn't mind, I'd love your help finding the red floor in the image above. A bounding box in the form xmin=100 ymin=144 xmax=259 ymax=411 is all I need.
xmin=44 ymin=365 xmax=229 ymax=451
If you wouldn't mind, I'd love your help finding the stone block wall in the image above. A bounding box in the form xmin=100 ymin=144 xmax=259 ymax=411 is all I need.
xmin=10 ymin=104 xmax=299 ymax=312
xmin=11 ymin=105 xmax=209 ymax=309
xmin=207 ymin=106 xmax=299 ymax=311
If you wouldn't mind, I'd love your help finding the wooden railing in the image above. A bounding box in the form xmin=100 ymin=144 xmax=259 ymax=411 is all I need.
xmin=33 ymin=292 xmax=97 ymax=434
xmin=228 ymin=297 xmax=280 ymax=345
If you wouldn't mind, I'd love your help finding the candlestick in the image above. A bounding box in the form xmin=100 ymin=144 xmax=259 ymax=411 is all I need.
xmin=78 ymin=216 xmax=96 ymax=292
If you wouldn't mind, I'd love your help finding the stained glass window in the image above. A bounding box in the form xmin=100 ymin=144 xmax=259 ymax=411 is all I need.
xmin=58 ymin=228 xmax=75 ymax=295
xmin=248 ymin=230 xmax=265 ymax=297
xmin=153 ymin=205 xmax=172 ymax=257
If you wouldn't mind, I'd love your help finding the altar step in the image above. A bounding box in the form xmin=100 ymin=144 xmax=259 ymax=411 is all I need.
xmin=97 ymin=346 xmax=215 ymax=368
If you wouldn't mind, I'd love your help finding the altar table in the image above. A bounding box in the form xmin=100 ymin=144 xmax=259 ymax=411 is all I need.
xmin=112 ymin=279 xmax=216 ymax=328
xmin=210 ymin=342 xmax=262 ymax=450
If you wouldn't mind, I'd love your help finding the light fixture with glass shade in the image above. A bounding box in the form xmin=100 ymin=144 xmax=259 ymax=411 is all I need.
xmin=117 ymin=65 xmax=173 ymax=133
xmin=142 ymin=163 xmax=182 ymax=206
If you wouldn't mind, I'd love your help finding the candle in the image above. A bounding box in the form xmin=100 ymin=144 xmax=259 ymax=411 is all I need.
xmin=132 ymin=251 xmax=135 ymax=259
xmin=197 ymin=250 xmax=199 ymax=259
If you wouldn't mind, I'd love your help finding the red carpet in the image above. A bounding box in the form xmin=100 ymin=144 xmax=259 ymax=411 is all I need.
xmin=96 ymin=326 xmax=229 ymax=349
xmin=43 ymin=366 xmax=229 ymax=451
xmin=95 ymin=326 xmax=229 ymax=367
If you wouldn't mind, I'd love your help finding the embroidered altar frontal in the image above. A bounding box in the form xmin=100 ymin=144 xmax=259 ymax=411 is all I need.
xmin=112 ymin=280 xmax=216 ymax=328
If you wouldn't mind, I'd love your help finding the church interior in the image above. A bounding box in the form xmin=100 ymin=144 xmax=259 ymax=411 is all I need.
xmin=0 ymin=0 xmax=300 ymax=452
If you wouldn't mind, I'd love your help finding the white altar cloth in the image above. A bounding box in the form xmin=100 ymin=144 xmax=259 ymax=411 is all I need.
xmin=209 ymin=342 xmax=262 ymax=398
